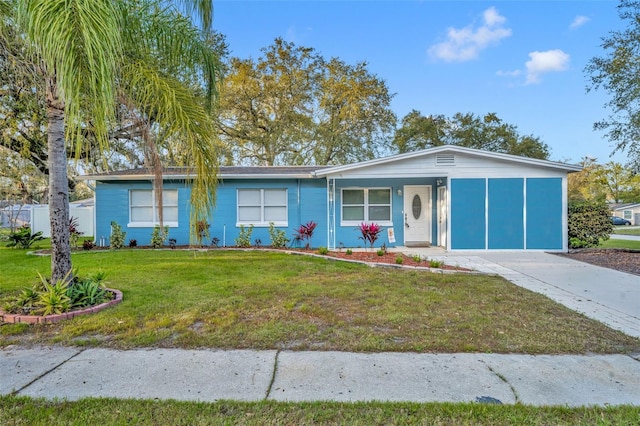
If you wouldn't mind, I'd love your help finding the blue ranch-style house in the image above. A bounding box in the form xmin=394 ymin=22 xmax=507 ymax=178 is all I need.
xmin=83 ymin=146 xmax=582 ymax=251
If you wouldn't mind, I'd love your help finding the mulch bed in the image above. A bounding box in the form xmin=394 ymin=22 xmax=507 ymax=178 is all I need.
xmin=556 ymin=249 xmax=640 ymax=276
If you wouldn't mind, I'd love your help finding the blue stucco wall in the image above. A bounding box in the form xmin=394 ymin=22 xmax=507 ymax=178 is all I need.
xmin=95 ymin=178 xmax=327 ymax=247
xmin=332 ymin=178 xmax=441 ymax=248
xmin=526 ymin=178 xmax=563 ymax=250
xmin=488 ymin=178 xmax=524 ymax=249
xmin=210 ymin=178 xmax=327 ymax=248
xmin=450 ymin=178 xmax=486 ymax=249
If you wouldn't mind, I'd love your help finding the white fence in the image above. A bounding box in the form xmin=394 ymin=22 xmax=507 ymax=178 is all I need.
xmin=1 ymin=204 xmax=94 ymax=237
xmin=31 ymin=205 xmax=94 ymax=237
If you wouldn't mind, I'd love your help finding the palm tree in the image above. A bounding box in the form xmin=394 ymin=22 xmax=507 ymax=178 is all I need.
xmin=3 ymin=0 xmax=219 ymax=282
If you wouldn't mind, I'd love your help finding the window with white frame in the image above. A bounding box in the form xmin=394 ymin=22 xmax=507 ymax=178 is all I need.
xmin=624 ymin=210 xmax=632 ymax=220
xmin=129 ymin=189 xmax=178 ymax=226
xmin=341 ymin=188 xmax=392 ymax=225
xmin=237 ymin=188 xmax=288 ymax=226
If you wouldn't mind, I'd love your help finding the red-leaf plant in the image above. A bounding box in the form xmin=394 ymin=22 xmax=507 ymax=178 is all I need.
xmin=358 ymin=222 xmax=382 ymax=251
xmin=293 ymin=221 xmax=317 ymax=249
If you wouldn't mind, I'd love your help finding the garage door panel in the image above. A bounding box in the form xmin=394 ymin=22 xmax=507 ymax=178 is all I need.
xmin=488 ymin=178 xmax=524 ymax=249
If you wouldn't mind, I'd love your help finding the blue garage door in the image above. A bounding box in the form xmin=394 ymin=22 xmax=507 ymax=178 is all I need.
xmin=488 ymin=178 xmax=524 ymax=249
xmin=526 ymin=178 xmax=563 ymax=250
xmin=451 ymin=179 xmax=486 ymax=249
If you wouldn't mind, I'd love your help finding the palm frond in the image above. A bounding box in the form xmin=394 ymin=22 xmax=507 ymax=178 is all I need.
xmin=16 ymin=0 xmax=122 ymax=154
xmin=120 ymin=59 xmax=220 ymax=241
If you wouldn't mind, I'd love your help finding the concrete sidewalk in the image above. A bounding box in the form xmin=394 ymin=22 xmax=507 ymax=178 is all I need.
xmin=2 ymin=346 xmax=639 ymax=406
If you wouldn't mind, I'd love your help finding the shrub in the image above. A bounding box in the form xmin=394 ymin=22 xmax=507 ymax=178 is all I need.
xmin=568 ymin=201 xmax=613 ymax=248
xmin=82 ymin=240 xmax=95 ymax=250
xmin=151 ymin=225 xmax=169 ymax=248
xmin=254 ymin=238 xmax=262 ymax=248
xmin=412 ymin=254 xmax=422 ymax=263
xmin=358 ymin=223 xmax=382 ymax=250
xmin=395 ymin=254 xmax=403 ymax=264
xmin=318 ymin=246 xmax=329 ymax=255
xmin=376 ymin=249 xmax=385 ymax=256
xmin=110 ymin=221 xmax=126 ymax=249
xmin=345 ymin=249 xmax=353 ymax=255
xmin=7 ymin=225 xmax=44 ymax=249
xmin=5 ymin=271 xmax=109 ymax=315
xmin=69 ymin=216 xmax=84 ymax=247
xmin=268 ymin=222 xmax=289 ymax=248
xmin=293 ymin=221 xmax=317 ymax=249
xmin=211 ymin=237 xmax=220 ymax=247
xmin=235 ymin=225 xmax=253 ymax=248
xmin=429 ymin=259 xmax=443 ymax=268
xmin=195 ymin=220 xmax=209 ymax=244
xmin=128 ymin=239 xmax=137 ymax=248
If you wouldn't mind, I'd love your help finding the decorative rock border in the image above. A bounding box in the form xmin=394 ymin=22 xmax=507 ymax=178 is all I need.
xmin=0 ymin=288 xmax=122 ymax=325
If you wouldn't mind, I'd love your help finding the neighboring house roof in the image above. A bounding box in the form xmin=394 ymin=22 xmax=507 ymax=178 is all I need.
xmin=610 ymin=203 xmax=640 ymax=211
xmin=81 ymin=166 xmax=325 ymax=181
xmin=315 ymin=145 xmax=582 ymax=177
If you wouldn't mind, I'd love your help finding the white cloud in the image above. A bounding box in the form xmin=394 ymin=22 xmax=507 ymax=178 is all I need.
xmin=525 ymin=49 xmax=570 ymax=84
xmin=428 ymin=7 xmax=512 ymax=62
xmin=570 ymin=15 xmax=590 ymax=30
xmin=496 ymin=69 xmax=521 ymax=78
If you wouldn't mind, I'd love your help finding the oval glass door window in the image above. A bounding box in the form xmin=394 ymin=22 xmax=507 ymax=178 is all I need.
xmin=412 ymin=194 xmax=422 ymax=219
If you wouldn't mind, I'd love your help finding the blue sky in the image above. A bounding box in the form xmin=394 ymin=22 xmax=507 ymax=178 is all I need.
xmin=213 ymin=1 xmax=626 ymax=165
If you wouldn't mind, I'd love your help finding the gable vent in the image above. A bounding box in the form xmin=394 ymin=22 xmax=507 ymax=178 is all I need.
xmin=435 ymin=153 xmax=455 ymax=165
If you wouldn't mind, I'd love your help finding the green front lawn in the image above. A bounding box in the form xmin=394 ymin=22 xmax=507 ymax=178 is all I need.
xmin=613 ymin=226 xmax=640 ymax=236
xmin=600 ymin=239 xmax=640 ymax=250
xmin=1 ymin=247 xmax=638 ymax=354
xmin=1 ymin=396 xmax=638 ymax=426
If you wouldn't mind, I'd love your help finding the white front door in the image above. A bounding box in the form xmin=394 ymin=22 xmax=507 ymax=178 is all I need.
xmin=438 ymin=186 xmax=447 ymax=247
xmin=403 ymin=185 xmax=431 ymax=247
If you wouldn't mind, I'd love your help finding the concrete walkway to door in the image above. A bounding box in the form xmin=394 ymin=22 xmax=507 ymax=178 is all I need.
xmin=399 ymin=249 xmax=640 ymax=339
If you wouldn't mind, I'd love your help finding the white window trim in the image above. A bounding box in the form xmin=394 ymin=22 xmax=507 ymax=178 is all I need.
xmin=623 ymin=210 xmax=633 ymax=220
xmin=236 ymin=188 xmax=288 ymax=227
xmin=128 ymin=189 xmax=179 ymax=228
xmin=340 ymin=187 xmax=393 ymax=226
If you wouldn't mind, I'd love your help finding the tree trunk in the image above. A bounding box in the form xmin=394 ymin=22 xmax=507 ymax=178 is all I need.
xmin=46 ymin=76 xmax=72 ymax=282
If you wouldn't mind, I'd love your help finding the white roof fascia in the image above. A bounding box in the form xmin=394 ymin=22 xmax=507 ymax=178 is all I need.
xmin=314 ymin=146 xmax=582 ymax=177
xmin=79 ymin=173 xmax=318 ymax=181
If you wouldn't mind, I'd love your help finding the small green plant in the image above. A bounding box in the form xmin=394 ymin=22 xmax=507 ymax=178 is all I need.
xmin=268 ymin=222 xmax=289 ymax=248
xmin=235 ymin=224 xmax=253 ymax=248
xmin=429 ymin=259 xmax=443 ymax=268
xmin=376 ymin=249 xmax=385 ymax=256
xmin=34 ymin=273 xmax=71 ymax=316
xmin=151 ymin=225 xmax=169 ymax=248
xmin=318 ymin=246 xmax=329 ymax=255
xmin=6 ymin=225 xmax=44 ymax=249
xmin=345 ymin=248 xmax=353 ymax=255
xmin=110 ymin=221 xmax=126 ymax=249
xmin=69 ymin=216 xmax=84 ymax=247
xmin=67 ymin=278 xmax=108 ymax=309
xmin=395 ymin=254 xmax=403 ymax=265
xmin=412 ymin=254 xmax=422 ymax=263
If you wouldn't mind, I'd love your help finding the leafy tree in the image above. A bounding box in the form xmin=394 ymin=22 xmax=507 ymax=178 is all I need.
xmin=218 ymin=38 xmax=396 ymax=165
xmin=586 ymin=0 xmax=640 ymax=169
xmin=2 ymin=0 xmax=220 ymax=282
xmin=392 ymin=111 xmax=550 ymax=159
xmin=568 ymin=158 xmax=640 ymax=203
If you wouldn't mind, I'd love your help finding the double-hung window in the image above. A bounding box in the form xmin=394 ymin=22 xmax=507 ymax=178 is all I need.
xmin=129 ymin=189 xmax=178 ymax=227
xmin=237 ymin=188 xmax=288 ymax=226
xmin=341 ymin=188 xmax=392 ymax=225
